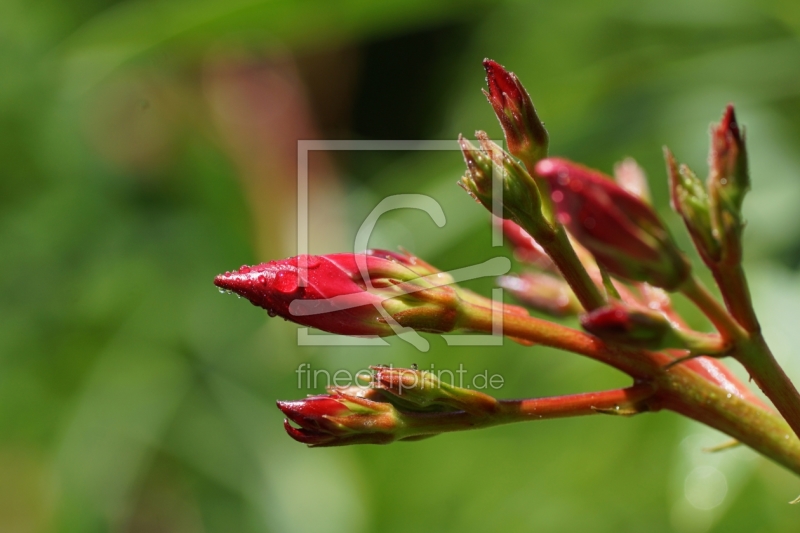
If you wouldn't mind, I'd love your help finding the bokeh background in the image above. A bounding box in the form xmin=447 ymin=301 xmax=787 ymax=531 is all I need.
xmin=4 ymin=0 xmax=800 ymax=531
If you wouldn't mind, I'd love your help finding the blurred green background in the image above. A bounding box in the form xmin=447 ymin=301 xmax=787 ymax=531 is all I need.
xmin=4 ymin=0 xmax=800 ymax=531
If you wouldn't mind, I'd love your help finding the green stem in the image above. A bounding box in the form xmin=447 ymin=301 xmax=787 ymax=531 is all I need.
xmin=656 ymin=364 xmax=800 ymax=474
xmin=399 ymin=384 xmax=657 ymax=437
xmin=681 ymin=274 xmax=800 ymax=441
xmin=536 ymin=225 xmax=606 ymax=312
xmin=710 ymin=263 xmax=760 ymax=333
xmin=462 ymin=302 xmax=800 ymax=475
xmin=680 ymin=274 xmax=747 ymax=343
xmin=736 ymin=335 xmax=800 ymax=442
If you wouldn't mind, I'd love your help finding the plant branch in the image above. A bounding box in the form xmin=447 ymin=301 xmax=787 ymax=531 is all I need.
xmin=680 ymin=274 xmax=746 ymax=343
xmin=397 ymin=384 xmax=656 ymax=438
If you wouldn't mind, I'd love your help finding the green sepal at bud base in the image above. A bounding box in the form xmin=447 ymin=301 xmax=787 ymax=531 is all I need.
xmin=664 ymin=147 xmax=721 ymax=264
xmin=369 ymin=366 xmax=499 ymax=416
xmin=458 ymin=132 xmax=550 ymax=236
xmin=580 ymin=302 xmax=725 ymax=353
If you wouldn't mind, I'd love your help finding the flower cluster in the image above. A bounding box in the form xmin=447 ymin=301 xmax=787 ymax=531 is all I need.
xmin=213 ymin=58 xmax=800 ymax=488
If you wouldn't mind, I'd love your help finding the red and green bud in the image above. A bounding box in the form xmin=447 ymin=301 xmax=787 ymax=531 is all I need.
xmin=366 ymin=248 xmax=529 ymax=318
xmin=483 ymin=59 xmax=549 ymax=168
xmin=458 ymin=132 xmax=548 ymax=235
xmin=497 ymin=273 xmax=581 ymax=317
xmin=214 ymin=252 xmax=465 ymax=337
xmin=278 ymin=391 xmax=401 ymax=447
xmin=369 ymin=365 xmax=498 ymax=416
xmin=709 ymin=105 xmax=749 ymax=215
xmin=580 ymin=302 xmax=723 ymax=353
xmin=708 ymin=105 xmax=749 ymax=262
xmin=534 ymin=157 xmax=691 ymax=290
xmin=664 ymin=148 xmax=721 ymax=264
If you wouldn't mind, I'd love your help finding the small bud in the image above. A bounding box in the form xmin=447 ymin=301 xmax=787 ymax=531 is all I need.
xmin=709 ymin=105 xmax=749 ymax=214
xmin=664 ymin=147 xmax=720 ymax=263
xmin=497 ymin=273 xmax=581 ymax=317
xmin=708 ymin=105 xmax=749 ymax=262
xmin=370 ymin=366 xmax=498 ymax=416
xmin=214 ymin=252 xmax=465 ymax=336
xmin=458 ymin=133 xmax=548 ymax=236
xmin=482 ymin=59 xmax=549 ymax=168
xmin=535 ymin=157 xmax=691 ymax=290
xmin=278 ymin=391 xmax=400 ymax=447
xmin=580 ymin=302 xmax=723 ymax=353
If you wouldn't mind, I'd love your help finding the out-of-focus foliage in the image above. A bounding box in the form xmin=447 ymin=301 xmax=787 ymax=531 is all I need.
xmin=3 ymin=0 xmax=800 ymax=531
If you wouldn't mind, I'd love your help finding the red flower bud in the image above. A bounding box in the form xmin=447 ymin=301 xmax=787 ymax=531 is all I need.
xmin=278 ymin=391 xmax=399 ymax=447
xmin=709 ymin=105 xmax=749 ymax=211
xmin=580 ymin=302 xmax=723 ymax=353
xmin=483 ymin=59 xmax=549 ymax=167
xmin=214 ymin=252 xmax=464 ymax=336
xmin=535 ymin=158 xmax=690 ymax=290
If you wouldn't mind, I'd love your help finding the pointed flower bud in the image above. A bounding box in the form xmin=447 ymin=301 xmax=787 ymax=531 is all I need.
xmin=534 ymin=157 xmax=691 ymax=290
xmin=483 ymin=59 xmax=549 ymax=167
xmin=497 ymin=273 xmax=581 ymax=317
xmin=665 ymin=148 xmax=720 ymax=263
xmin=458 ymin=132 xmax=548 ymax=235
xmin=580 ymin=302 xmax=723 ymax=353
xmin=709 ymin=105 xmax=749 ymax=215
xmin=370 ymin=366 xmax=498 ymax=416
xmin=707 ymin=105 xmax=749 ymax=263
xmin=278 ymin=391 xmax=401 ymax=447
xmin=214 ymin=252 xmax=464 ymax=336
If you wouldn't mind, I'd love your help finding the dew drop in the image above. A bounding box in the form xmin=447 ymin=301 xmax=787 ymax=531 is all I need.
xmin=726 ymin=393 xmax=732 ymax=399
xmin=551 ymin=190 xmax=564 ymax=203
xmin=218 ymin=287 xmax=226 ymax=294
xmin=274 ymin=270 xmax=299 ymax=294
xmin=267 ymin=308 xmax=277 ymax=318
xmin=720 ymin=178 xmax=728 ymax=185
xmin=239 ymin=265 xmax=251 ymax=274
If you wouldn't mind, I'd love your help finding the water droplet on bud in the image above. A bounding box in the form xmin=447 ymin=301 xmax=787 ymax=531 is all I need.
xmin=274 ymin=270 xmax=299 ymax=294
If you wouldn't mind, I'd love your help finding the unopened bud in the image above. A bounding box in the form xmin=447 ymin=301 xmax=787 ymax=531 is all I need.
xmin=214 ymin=252 xmax=466 ymax=337
xmin=459 ymin=133 xmax=546 ymax=235
xmin=580 ymin=302 xmax=723 ymax=353
xmin=665 ymin=148 xmax=720 ymax=264
xmin=483 ymin=59 xmax=549 ymax=168
xmin=535 ymin=157 xmax=691 ymax=290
